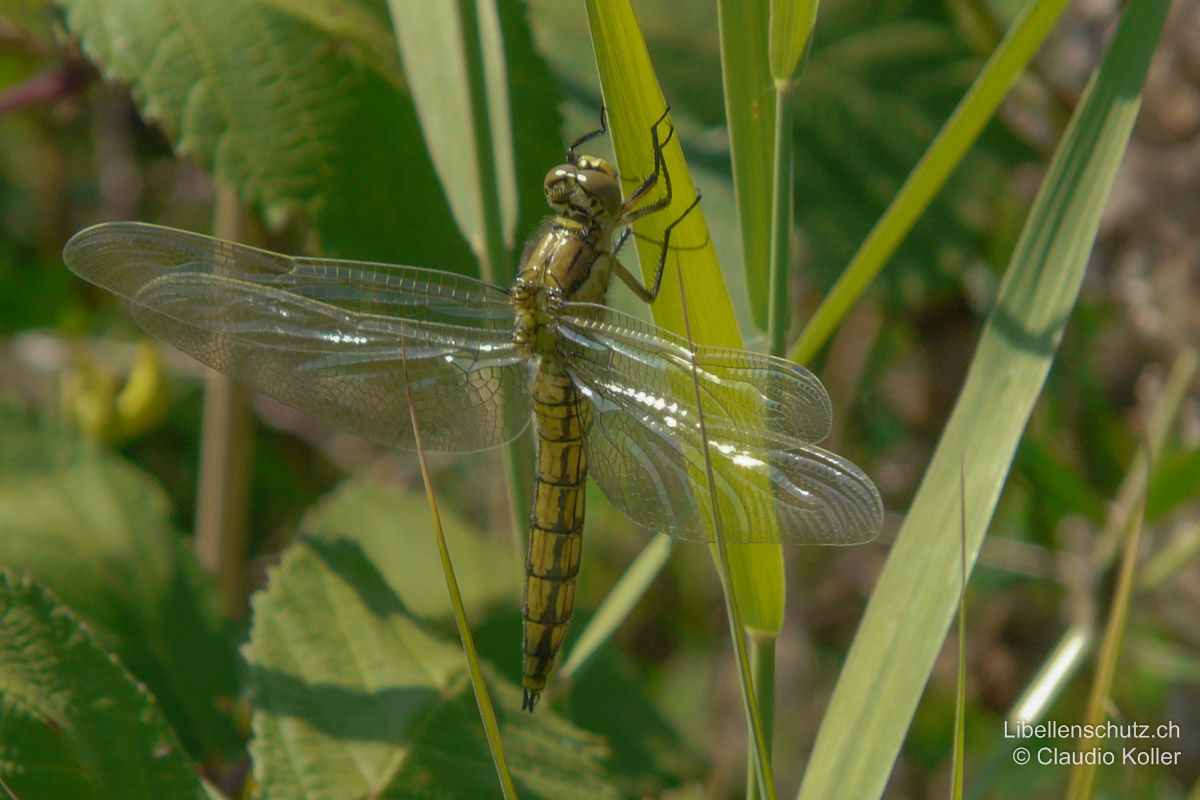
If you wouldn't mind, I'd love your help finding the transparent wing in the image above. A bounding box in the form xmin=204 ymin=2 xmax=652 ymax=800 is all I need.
xmin=558 ymin=303 xmax=883 ymax=544
xmin=64 ymin=222 xmax=530 ymax=452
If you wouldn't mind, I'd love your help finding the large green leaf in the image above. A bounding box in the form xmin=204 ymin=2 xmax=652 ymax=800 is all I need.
xmin=57 ymin=0 xmax=473 ymax=269
xmin=299 ymin=477 xmax=520 ymax=623
xmin=0 ymin=404 xmax=241 ymax=759
xmin=797 ymin=0 xmax=1169 ymax=796
xmin=247 ymin=482 xmax=622 ymax=799
xmin=0 ymin=571 xmax=207 ymax=799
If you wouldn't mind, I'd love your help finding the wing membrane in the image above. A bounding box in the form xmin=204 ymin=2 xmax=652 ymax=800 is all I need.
xmin=64 ymin=222 xmax=529 ymax=452
xmin=559 ymin=304 xmax=882 ymax=544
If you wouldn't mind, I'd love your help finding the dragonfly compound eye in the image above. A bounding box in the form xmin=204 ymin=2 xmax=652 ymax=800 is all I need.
xmin=543 ymin=164 xmax=579 ymax=210
xmin=576 ymin=169 xmax=621 ymax=218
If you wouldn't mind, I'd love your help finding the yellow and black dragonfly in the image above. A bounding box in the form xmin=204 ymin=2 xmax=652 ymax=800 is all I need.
xmin=64 ymin=111 xmax=883 ymax=712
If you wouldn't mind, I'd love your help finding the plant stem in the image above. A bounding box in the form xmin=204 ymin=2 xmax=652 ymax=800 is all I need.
xmin=194 ymin=185 xmax=254 ymax=619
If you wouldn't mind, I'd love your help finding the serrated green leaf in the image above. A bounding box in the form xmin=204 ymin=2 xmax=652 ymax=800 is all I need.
xmin=0 ymin=404 xmax=241 ymax=759
xmin=255 ymin=0 xmax=404 ymax=90
xmin=58 ymin=0 xmax=473 ymax=270
xmin=0 ymin=571 xmax=207 ymax=799
xmin=300 ymin=477 xmax=520 ymax=623
xmin=247 ymin=521 xmax=622 ymax=800
xmin=798 ymin=0 xmax=1169 ymax=795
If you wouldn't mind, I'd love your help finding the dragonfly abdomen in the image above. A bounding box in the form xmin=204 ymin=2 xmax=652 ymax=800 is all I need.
xmin=522 ymin=358 xmax=589 ymax=711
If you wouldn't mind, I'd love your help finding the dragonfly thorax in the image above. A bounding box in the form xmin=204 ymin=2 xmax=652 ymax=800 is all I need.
xmin=543 ymin=155 xmax=622 ymax=225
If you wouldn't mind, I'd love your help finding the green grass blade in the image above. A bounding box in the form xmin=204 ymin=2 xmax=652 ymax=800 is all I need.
xmin=769 ymin=0 xmax=818 ymax=82
xmin=766 ymin=82 xmax=795 ymax=358
xmin=558 ymin=534 xmax=674 ymax=685
xmin=789 ymin=0 xmax=1071 ymax=365
xmin=387 ymin=0 xmax=515 ymax=282
xmin=584 ymin=0 xmax=786 ymax=636
xmin=678 ymin=269 xmax=777 ymax=800
xmin=1065 ymin=483 xmax=1147 ymax=800
xmin=401 ymin=341 xmax=516 ymax=798
xmin=766 ymin=0 xmax=818 ymax=350
xmin=796 ymin=0 xmax=1169 ymax=795
xmin=717 ymin=0 xmax=774 ymax=330
xmin=585 ymin=4 xmax=783 ymax=795
xmin=951 ymin=467 xmax=967 ymax=800
xmin=747 ymin=634 xmax=777 ymax=800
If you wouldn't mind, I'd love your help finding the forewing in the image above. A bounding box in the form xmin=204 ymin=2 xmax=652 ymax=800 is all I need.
xmin=64 ymin=222 xmax=530 ymax=452
xmin=559 ymin=304 xmax=882 ymax=544
xmin=64 ymin=221 xmax=516 ymax=323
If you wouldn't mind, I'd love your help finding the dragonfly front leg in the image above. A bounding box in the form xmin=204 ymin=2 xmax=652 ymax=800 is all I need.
xmin=611 ymin=190 xmax=703 ymax=304
xmin=617 ymin=108 xmax=676 ymax=225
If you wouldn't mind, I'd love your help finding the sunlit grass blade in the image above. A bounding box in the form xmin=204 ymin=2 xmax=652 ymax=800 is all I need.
xmin=769 ymin=0 xmax=818 ymax=82
xmin=765 ymin=0 xmax=818 ymax=357
xmin=584 ymin=5 xmax=782 ymax=794
xmin=1008 ymin=621 xmax=1093 ymax=727
xmin=400 ymin=339 xmax=516 ymax=798
xmin=677 ymin=268 xmax=776 ymax=800
xmin=796 ymin=1 xmax=1169 ymax=796
xmin=789 ymin=0 xmax=1071 ymax=365
xmin=584 ymin=0 xmax=785 ymax=640
xmin=951 ymin=466 xmax=967 ymax=800
xmin=717 ymin=0 xmax=774 ymax=330
xmin=558 ymin=534 xmax=674 ymax=687
xmin=1065 ymin=476 xmax=1148 ymax=799
xmin=386 ymin=0 xmax=515 ymax=283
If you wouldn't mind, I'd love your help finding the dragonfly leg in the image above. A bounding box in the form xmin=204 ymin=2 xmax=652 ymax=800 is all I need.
xmin=566 ymin=107 xmax=608 ymax=164
xmin=617 ymin=108 xmax=675 ymax=219
xmin=612 ymin=190 xmax=703 ymax=303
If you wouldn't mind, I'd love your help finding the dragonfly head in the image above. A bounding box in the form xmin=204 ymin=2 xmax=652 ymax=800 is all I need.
xmin=544 ymin=156 xmax=622 ymax=222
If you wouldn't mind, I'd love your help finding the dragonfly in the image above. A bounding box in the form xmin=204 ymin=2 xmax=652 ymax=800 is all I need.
xmin=64 ymin=109 xmax=883 ymax=712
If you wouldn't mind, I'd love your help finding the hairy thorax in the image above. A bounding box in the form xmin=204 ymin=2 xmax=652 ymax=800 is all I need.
xmin=512 ymin=216 xmax=613 ymax=357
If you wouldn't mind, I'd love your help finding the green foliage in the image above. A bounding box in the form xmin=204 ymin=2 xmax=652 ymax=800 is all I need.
xmin=0 ymin=0 xmax=1190 ymax=797
xmin=300 ymin=478 xmax=520 ymax=622
xmin=246 ymin=479 xmax=623 ymax=799
xmin=0 ymin=404 xmax=241 ymax=759
xmin=0 ymin=570 xmax=208 ymax=799
xmin=798 ymin=1 xmax=1170 ymax=795
xmin=57 ymin=0 xmax=471 ymax=268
